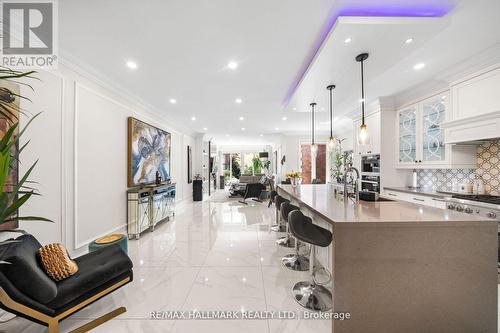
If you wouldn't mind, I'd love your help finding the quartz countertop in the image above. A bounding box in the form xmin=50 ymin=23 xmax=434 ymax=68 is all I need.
xmin=384 ymin=186 xmax=452 ymax=198
xmin=278 ymin=184 xmax=490 ymax=224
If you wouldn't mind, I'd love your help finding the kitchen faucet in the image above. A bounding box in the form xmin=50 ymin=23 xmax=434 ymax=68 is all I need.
xmin=343 ymin=152 xmax=360 ymax=203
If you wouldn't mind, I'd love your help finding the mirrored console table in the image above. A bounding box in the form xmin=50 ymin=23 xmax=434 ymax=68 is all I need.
xmin=127 ymin=183 xmax=176 ymax=239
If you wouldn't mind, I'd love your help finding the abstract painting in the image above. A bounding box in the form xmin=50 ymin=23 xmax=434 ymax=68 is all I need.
xmin=128 ymin=117 xmax=171 ymax=187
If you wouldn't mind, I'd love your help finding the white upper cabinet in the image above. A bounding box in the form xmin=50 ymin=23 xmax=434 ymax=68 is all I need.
xmin=443 ymin=65 xmax=500 ymax=144
xmin=396 ymin=92 xmax=476 ymax=169
xmin=451 ymin=66 xmax=500 ymax=120
xmin=397 ymin=105 xmax=418 ymax=165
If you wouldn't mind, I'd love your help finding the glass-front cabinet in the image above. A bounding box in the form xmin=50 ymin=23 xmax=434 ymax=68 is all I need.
xmin=396 ymin=92 xmax=449 ymax=168
xmin=421 ymin=95 xmax=446 ymax=163
xmin=398 ymin=106 xmax=418 ymax=164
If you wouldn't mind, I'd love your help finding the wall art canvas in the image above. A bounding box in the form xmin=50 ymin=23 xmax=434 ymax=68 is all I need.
xmin=0 ymin=81 xmax=20 ymax=230
xmin=187 ymin=145 xmax=192 ymax=184
xmin=128 ymin=117 xmax=171 ymax=187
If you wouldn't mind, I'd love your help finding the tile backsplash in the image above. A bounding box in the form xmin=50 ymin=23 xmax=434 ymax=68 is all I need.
xmin=417 ymin=140 xmax=500 ymax=195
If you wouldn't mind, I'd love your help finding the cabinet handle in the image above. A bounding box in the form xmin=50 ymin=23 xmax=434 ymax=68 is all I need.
xmin=432 ymin=198 xmax=445 ymax=202
xmin=412 ymin=197 xmax=425 ymax=202
xmin=418 ymin=160 xmax=422 ymax=163
xmin=388 ymin=193 xmax=398 ymax=197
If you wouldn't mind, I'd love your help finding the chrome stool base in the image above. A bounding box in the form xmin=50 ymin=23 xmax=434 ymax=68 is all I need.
xmin=276 ymin=236 xmax=295 ymax=248
xmin=270 ymin=224 xmax=286 ymax=232
xmin=281 ymin=254 xmax=309 ymax=271
xmin=292 ymin=281 xmax=332 ymax=312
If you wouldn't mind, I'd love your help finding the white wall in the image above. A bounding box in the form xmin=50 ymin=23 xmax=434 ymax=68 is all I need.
xmin=18 ymin=63 xmax=196 ymax=255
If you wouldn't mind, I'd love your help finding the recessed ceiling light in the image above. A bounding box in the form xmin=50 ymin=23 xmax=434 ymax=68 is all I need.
xmin=413 ymin=62 xmax=425 ymax=70
xmin=126 ymin=60 xmax=137 ymax=69
xmin=191 ymin=116 xmax=196 ymax=121
xmin=405 ymin=37 xmax=414 ymax=44
xmin=203 ymin=127 xmax=208 ymax=131
xmin=225 ymin=134 xmax=230 ymax=137
xmin=441 ymin=95 xmax=446 ymax=99
xmin=282 ymin=116 xmax=287 ymax=121
xmin=344 ymin=37 xmax=352 ymax=44
xmin=227 ymin=61 xmax=238 ymax=70
xmin=239 ymin=116 xmax=244 ymax=121
xmin=241 ymin=127 xmax=245 ymax=131
xmin=275 ymin=127 xmax=279 ymax=131
xmin=292 ymin=107 xmax=297 ymax=111
xmin=259 ymin=134 xmax=263 ymax=137
xmin=235 ymin=98 xmax=242 ymax=104
xmin=169 ymin=98 xmax=177 ymax=104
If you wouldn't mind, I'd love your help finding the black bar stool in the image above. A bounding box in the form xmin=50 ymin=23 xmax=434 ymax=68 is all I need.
xmin=276 ymin=202 xmax=298 ymax=248
xmin=281 ymin=206 xmax=310 ymax=271
xmin=271 ymin=195 xmax=289 ymax=232
xmin=268 ymin=190 xmax=277 ymax=208
xmin=288 ymin=210 xmax=333 ymax=312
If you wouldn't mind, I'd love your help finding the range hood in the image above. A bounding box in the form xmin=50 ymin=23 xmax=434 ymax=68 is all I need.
xmin=442 ymin=110 xmax=500 ymax=144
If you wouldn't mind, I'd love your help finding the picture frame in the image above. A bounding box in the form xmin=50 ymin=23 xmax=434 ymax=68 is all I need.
xmin=127 ymin=117 xmax=171 ymax=187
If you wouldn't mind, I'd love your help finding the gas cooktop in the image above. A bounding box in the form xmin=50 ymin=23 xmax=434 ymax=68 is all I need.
xmin=451 ymin=194 xmax=500 ymax=205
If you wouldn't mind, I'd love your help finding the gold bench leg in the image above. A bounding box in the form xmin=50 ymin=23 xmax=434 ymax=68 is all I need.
xmin=69 ymin=307 xmax=126 ymax=333
xmin=48 ymin=319 xmax=59 ymax=333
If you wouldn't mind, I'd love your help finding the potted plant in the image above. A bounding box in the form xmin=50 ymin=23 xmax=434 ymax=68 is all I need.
xmin=285 ymin=171 xmax=301 ymax=187
xmin=0 ymin=67 xmax=51 ymax=239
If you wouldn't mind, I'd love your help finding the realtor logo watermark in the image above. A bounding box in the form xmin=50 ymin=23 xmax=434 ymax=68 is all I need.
xmin=1 ymin=0 xmax=58 ymax=69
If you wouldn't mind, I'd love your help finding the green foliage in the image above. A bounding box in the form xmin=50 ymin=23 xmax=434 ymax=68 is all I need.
xmin=0 ymin=67 xmax=37 ymax=122
xmin=0 ymin=67 xmax=51 ymax=229
xmin=0 ymin=114 xmax=51 ymax=225
xmin=251 ymin=156 xmax=262 ymax=175
xmin=231 ymin=155 xmax=241 ymax=179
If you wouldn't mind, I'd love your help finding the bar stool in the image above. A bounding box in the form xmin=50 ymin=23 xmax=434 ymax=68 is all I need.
xmin=270 ymin=195 xmax=289 ymax=232
xmin=288 ymin=210 xmax=333 ymax=312
xmin=268 ymin=190 xmax=277 ymax=208
xmin=281 ymin=207 xmax=309 ymax=271
xmin=276 ymin=202 xmax=298 ymax=248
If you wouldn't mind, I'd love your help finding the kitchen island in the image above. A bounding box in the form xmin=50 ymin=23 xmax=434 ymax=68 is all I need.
xmin=277 ymin=184 xmax=497 ymax=333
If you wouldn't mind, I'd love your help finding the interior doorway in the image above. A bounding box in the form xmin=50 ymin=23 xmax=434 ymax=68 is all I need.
xmin=300 ymin=144 xmax=326 ymax=184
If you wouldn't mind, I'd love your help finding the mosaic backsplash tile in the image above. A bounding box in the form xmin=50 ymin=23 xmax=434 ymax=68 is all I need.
xmin=417 ymin=140 xmax=500 ymax=195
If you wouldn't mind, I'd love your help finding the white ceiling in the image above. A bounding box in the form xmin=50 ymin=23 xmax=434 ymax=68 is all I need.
xmin=288 ymin=0 xmax=500 ymax=120
xmin=59 ymin=0 xmax=500 ymax=145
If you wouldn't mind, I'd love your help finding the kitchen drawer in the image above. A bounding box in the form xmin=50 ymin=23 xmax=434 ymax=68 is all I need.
xmin=429 ymin=197 xmax=447 ymax=209
xmin=407 ymin=195 xmax=434 ymax=206
xmin=383 ymin=190 xmax=442 ymax=208
xmin=384 ymin=190 xmax=410 ymax=201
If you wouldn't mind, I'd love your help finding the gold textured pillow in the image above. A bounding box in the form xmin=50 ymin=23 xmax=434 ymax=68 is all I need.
xmin=38 ymin=243 xmax=78 ymax=282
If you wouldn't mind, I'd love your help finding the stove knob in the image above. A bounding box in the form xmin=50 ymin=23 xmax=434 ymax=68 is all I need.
xmin=464 ymin=207 xmax=473 ymax=214
xmin=456 ymin=206 xmax=464 ymax=212
xmin=486 ymin=212 xmax=497 ymax=219
xmin=447 ymin=204 xmax=456 ymax=210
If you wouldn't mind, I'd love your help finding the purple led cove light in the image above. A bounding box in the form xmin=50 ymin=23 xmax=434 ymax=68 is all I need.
xmin=282 ymin=1 xmax=454 ymax=106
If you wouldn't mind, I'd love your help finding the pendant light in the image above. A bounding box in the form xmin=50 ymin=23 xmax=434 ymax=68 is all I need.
xmin=356 ymin=53 xmax=370 ymax=145
xmin=326 ymin=84 xmax=336 ymax=151
xmin=310 ymin=102 xmax=318 ymax=154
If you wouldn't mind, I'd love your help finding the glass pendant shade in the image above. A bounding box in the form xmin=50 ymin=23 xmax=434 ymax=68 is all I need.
xmin=328 ymin=136 xmax=336 ymax=150
xmin=311 ymin=143 xmax=318 ymax=154
xmin=358 ymin=124 xmax=370 ymax=145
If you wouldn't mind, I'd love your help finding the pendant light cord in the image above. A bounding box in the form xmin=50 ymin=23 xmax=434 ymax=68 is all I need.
xmin=310 ymin=102 xmax=316 ymax=146
xmin=360 ymin=59 xmax=365 ymax=126
xmin=329 ymin=88 xmax=333 ymax=138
